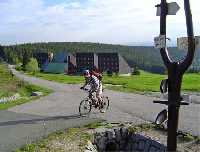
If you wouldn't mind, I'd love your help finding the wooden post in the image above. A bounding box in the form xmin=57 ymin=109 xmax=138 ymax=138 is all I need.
xmin=158 ymin=0 xmax=195 ymax=151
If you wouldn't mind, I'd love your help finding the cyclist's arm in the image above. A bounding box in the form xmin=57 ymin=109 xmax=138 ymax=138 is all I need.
xmin=81 ymin=78 xmax=90 ymax=88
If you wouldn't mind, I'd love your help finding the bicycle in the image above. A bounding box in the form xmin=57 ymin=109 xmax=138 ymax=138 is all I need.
xmin=79 ymin=88 xmax=110 ymax=116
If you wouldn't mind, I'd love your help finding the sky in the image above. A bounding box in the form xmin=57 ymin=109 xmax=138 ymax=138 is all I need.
xmin=0 ymin=0 xmax=200 ymax=46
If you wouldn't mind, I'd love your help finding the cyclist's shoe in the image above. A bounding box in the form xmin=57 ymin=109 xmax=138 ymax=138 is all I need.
xmin=100 ymin=110 xmax=106 ymax=113
xmin=100 ymin=106 xmax=106 ymax=113
xmin=99 ymin=102 xmax=104 ymax=109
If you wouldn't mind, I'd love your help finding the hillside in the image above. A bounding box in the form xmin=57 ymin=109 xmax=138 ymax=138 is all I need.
xmin=1 ymin=42 xmax=200 ymax=73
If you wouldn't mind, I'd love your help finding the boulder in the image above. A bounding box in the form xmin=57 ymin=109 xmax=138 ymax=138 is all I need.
xmin=31 ymin=92 xmax=43 ymax=96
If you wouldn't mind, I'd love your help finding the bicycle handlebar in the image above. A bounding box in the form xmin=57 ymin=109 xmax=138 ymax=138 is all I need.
xmin=80 ymin=88 xmax=89 ymax=91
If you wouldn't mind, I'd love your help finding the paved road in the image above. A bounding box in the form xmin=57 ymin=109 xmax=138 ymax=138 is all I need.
xmin=0 ymin=68 xmax=199 ymax=151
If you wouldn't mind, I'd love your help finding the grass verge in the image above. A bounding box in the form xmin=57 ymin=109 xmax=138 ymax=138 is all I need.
xmin=0 ymin=63 xmax=52 ymax=110
xmin=0 ymin=84 xmax=52 ymax=110
xmin=15 ymin=126 xmax=92 ymax=152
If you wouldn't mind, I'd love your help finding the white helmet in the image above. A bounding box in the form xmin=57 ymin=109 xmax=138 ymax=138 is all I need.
xmin=83 ymin=70 xmax=90 ymax=77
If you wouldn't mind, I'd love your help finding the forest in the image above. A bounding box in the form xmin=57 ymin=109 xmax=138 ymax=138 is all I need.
xmin=0 ymin=42 xmax=200 ymax=74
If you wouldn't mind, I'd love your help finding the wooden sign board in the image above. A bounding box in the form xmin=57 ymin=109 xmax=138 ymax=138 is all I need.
xmin=156 ymin=2 xmax=180 ymax=16
xmin=154 ymin=35 xmax=166 ymax=49
xmin=177 ymin=37 xmax=188 ymax=51
xmin=177 ymin=36 xmax=200 ymax=50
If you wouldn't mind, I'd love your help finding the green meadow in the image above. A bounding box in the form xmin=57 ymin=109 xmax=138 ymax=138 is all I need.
xmin=31 ymin=71 xmax=200 ymax=93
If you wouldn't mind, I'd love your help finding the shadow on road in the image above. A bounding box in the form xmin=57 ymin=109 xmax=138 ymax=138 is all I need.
xmin=0 ymin=114 xmax=83 ymax=127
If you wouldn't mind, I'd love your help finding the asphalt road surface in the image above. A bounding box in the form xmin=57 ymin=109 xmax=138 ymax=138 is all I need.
xmin=0 ymin=67 xmax=199 ymax=151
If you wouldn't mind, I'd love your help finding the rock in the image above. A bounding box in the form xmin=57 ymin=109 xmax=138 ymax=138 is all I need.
xmin=105 ymin=130 xmax=115 ymax=140
xmin=114 ymin=128 xmax=121 ymax=142
xmin=13 ymin=93 xmax=20 ymax=100
xmin=31 ymin=92 xmax=43 ymax=96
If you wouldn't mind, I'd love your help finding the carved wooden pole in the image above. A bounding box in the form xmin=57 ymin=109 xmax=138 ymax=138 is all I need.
xmin=155 ymin=0 xmax=195 ymax=151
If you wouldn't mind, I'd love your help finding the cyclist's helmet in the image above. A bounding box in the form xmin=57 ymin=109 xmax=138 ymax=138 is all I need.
xmin=83 ymin=70 xmax=90 ymax=77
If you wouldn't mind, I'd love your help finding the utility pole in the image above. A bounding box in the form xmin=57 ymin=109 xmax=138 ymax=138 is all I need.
xmin=154 ymin=0 xmax=196 ymax=151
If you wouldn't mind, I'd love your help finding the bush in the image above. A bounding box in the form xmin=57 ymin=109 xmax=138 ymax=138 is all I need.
xmin=107 ymin=70 xmax=113 ymax=77
xmin=131 ymin=67 xmax=140 ymax=75
xmin=0 ymin=57 xmax=4 ymax=63
xmin=15 ymin=63 xmax=22 ymax=71
xmin=25 ymin=58 xmax=39 ymax=74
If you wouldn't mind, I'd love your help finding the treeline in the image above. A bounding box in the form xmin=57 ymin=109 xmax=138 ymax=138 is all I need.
xmin=0 ymin=42 xmax=200 ymax=73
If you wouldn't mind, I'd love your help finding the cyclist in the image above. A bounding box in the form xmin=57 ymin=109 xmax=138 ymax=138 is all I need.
xmin=80 ymin=69 xmax=104 ymax=111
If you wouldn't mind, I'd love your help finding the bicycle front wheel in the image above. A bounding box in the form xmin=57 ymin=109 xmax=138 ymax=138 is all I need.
xmin=79 ymin=98 xmax=92 ymax=116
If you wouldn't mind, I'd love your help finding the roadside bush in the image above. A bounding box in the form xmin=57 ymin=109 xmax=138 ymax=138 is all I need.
xmin=15 ymin=63 xmax=22 ymax=71
xmin=132 ymin=67 xmax=140 ymax=75
xmin=0 ymin=57 xmax=4 ymax=63
xmin=25 ymin=58 xmax=39 ymax=74
xmin=114 ymin=72 xmax=119 ymax=77
xmin=107 ymin=70 xmax=113 ymax=77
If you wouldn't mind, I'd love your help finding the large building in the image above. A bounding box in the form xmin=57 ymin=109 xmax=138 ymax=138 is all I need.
xmin=34 ymin=52 xmax=131 ymax=74
xmin=68 ymin=52 xmax=131 ymax=74
xmin=75 ymin=53 xmax=100 ymax=73
xmin=97 ymin=53 xmax=119 ymax=73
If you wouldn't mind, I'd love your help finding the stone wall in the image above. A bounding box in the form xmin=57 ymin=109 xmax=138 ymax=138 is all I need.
xmin=87 ymin=127 xmax=167 ymax=152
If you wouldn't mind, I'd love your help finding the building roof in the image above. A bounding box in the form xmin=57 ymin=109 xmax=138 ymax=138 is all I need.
xmin=44 ymin=63 xmax=67 ymax=74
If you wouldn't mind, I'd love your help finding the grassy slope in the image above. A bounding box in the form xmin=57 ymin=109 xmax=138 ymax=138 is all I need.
xmin=31 ymin=71 xmax=200 ymax=93
xmin=0 ymin=64 xmax=52 ymax=110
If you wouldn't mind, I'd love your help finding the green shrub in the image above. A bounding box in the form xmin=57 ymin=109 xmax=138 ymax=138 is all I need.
xmin=132 ymin=67 xmax=140 ymax=75
xmin=25 ymin=58 xmax=39 ymax=74
xmin=15 ymin=64 xmax=22 ymax=71
xmin=107 ymin=70 xmax=113 ymax=77
xmin=0 ymin=57 xmax=4 ymax=63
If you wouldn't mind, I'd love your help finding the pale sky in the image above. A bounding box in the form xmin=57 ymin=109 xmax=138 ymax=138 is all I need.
xmin=0 ymin=0 xmax=200 ymax=46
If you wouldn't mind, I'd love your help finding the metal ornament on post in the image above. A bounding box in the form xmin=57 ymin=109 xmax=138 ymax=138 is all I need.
xmin=154 ymin=0 xmax=196 ymax=151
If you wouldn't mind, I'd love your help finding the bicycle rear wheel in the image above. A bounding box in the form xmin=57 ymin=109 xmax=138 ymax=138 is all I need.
xmin=99 ymin=96 xmax=110 ymax=113
xmin=155 ymin=109 xmax=168 ymax=125
xmin=79 ymin=98 xmax=92 ymax=116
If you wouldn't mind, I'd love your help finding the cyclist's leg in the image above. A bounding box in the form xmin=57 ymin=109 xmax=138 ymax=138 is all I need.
xmin=96 ymin=83 xmax=103 ymax=106
xmin=89 ymin=87 xmax=96 ymax=104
